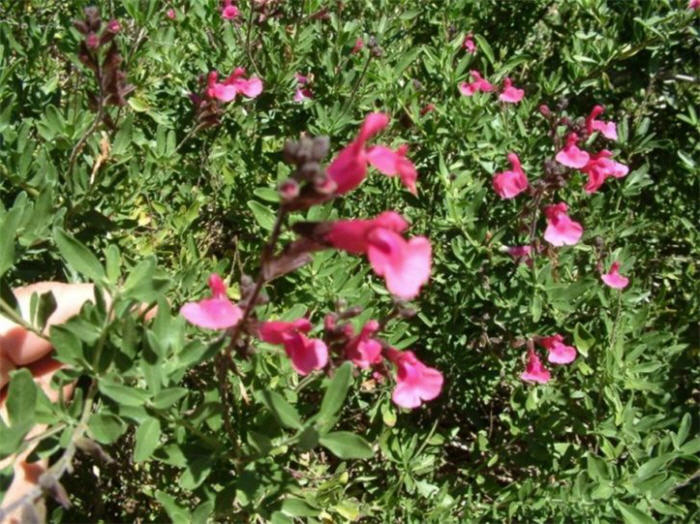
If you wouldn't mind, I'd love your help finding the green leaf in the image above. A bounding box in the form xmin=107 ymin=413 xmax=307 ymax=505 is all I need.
xmin=574 ymin=323 xmax=594 ymax=357
xmin=99 ymin=382 xmax=150 ymax=407
xmin=676 ymin=412 xmax=691 ymax=446
xmin=258 ymin=390 xmax=302 ymax=430
xmin=88 ymin=413 xmax=127 ymax=444
xmin=281 ymin=497 xmax=320 ymax=517
xmin=53 ymin=227 xmax=105 ymax=281
xmin=317 ymin=362 xmax=352 ymax=431
xmin=151 ymin=388 xmax=188 ymax=410
xmin=319 ymin=431 xmax=373 ymax=459
xmin=133 ymin=417 xmax=161 ymax=462
xmin=155 ymin=491 xmax=190 ymax=523
xmin=122 ymin=257 xmax=167 ymax=302
xmin=473 ymin=34 xmax=495 ymax=64
xmin=6 ymin=369 xmax=37 ymax=427
xmin=247 ymin=200 xmax=276 ymax=231
xmin=615 ymin=501 xmax=656 ymax=524
xmin=0 ymin=205 xmax=21 ymax=276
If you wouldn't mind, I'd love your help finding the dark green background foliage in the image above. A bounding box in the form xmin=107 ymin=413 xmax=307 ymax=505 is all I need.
xmin=0 ymin=0 xmax=698 ymax=521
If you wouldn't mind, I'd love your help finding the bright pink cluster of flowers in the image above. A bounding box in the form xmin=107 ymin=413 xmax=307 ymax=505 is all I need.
xmin=180 ymin=112 xmax=441 ymax=409
xmin=520 ymin=334 xmax=578 ymax=384
xmin=459 ymin=71 xmax=524 ymax=104
xmin=206 ymin=67 xmax=263 ymax=102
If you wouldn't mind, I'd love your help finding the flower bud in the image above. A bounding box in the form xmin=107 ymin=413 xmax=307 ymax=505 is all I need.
xmin=539 ymin=104 xmax=551 ymax=117
xmin=107 ymin=19 xmax=121 ymax=33
xmin=279 ymin=179 xmax=300 ymax=201
xmin=310 ymin=136 xmax=329 ymax=160
xmin=86 ymin=33 xmax=100 ymax=49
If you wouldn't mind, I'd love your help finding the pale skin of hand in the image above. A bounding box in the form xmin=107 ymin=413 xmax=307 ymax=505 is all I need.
xmin=0 ymin=282 xmax=134 ymax=523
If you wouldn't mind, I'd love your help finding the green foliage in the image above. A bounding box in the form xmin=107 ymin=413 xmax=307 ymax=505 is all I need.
xmin=0 ymin=0 xmax=698 ymax=522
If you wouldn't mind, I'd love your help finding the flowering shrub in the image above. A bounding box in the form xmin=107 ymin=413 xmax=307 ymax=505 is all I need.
xmin=0 ymin=1 xmax=698 ymax=522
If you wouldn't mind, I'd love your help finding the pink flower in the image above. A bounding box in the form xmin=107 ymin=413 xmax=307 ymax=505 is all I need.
xmin=207 ymin=68 xmax=263 ymax=102
xmin=367 ymin=228 xmax=431 ymax=300
xmin=351 ymin=38 xmax=364 ymax=54
xmin=538 ymin=334 xmax=577 ymax=365
xmin=345 ymin=320 xmax=382 ymax=368
xmin=543 ymin=203 xmax=583 ymax=246
xmin=505 ymin=245 xmax=533 ymax=265
xmin=295 ymin=73 xmax=309 ymax=85
xmin=581 ymin=150 xmax=629 ymax=193
xmin=387 ymin=349 xmax=443 ymax=409
xmin=325 ymin=212 xmax=431 ymax=299
xmin=326 ymin=211 xmax=408 ymax=254
xmin=420 ymin=103 xmax=436 ymax=116
xmin=294 ymin=88 xmax=312 ymax=102
xmin=690 ymin=0 xmax=699 ymax=11
xmin=180 ymin=274 xmax=243 ymax=330
xmin=492 ymin=152 xmax=528 ymax=199
xmin=458 ymin=70 xmax=494 ymax=96
xmin=326 ymin=112 xmax=390 ymax=194
xmin=555 ymin=133 xmax=590 ymax=169
xmin=259 ymin=318 xmax=328 ymax=375
xmin=462 ymin=33 xmax=476 ymax=54
xmin=166 ymin=8 xmax=176 ymax=19
xmin=586 ymin=105 xmax=618 ymax=141
xmin=86 ymin=33 xmax=100 ymax=49
xmin=221 ymin=0 xmax=240 ymax=20
xmin=366 ymin=144 xmax=419 ymax=194
xmin=498 ymin=77 xmax=524 ymax=103
xmin=601 ymin=261 xmax=629 ymax=289
xmin=520 ymin=348 xmax=551 ymax=384
xmin=107 ymin=19 xmax=121 ymax=33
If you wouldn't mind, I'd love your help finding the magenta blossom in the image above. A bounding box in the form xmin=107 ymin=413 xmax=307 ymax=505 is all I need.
xmin=493 ymin=152 xmax=528 ymax=199
xmin=345 ymin=320 xmax=382 ymax=368
xmin=462 ymin=33 xmax=476 ymax=53
xmin=366 ymin=144 xmax=419 ymax=194
xmin=691 ymin=0 xmax=700 ymax=9
xmin=221 ymin=0 xmax=240 ymax=20
xmin=259 ymin=318 xmax=328 ymax=375
xmin=207 ymin=68 xmax=263 ymax=102
xmin=458 ymin=70 xmax=494 ymax=96
xmin=586 ymin=105 xmax=618 ymax=141
xmin=166 ymin=8 xmax=176 ymax=19
xmin=86 ymin=33 xmax=100 ymax=49
xmin=351 ymin=38 xmax=364 ymax=54
xmin=538 ymin=334 xmax=577 ymax=365
xmin=387 ymin=349 xmax=443 ymax=409
xmin=294 ymin=88 xmax=312 ymax=102
xmin=543 ymin=203 xmax=583 ymax=246
xmin=180 ymin=274 xmax=243 ymax=330
xmin=498 ymin=78 xmax=524 ymax=104
xmin=367 ymin=228 xmax=432 ymax=300
xmin=420 ymin=103 xmax=436 ymax=116
xmin=326 ymin=112 xmax=390 ymax=194
xmin=582 ymin=150 xmax=629 ymax=193
xmin=326 ymin=211 xmax=408 ymax=254
xmin=520 ymin=348 xmax=551 ymax=384
xmin=505 ymin=245 xmax=533 ymax=266
xmin=556 ymin=133 xmax=590 ymax=169
xmin=325 ymin=211 xmax=431 ymax=300
xmin=601 ymin=261 xmax=629 ymax=289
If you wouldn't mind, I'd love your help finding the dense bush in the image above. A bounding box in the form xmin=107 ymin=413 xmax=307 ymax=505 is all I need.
xmin=0 ymin=0 xmax=698 ymax=522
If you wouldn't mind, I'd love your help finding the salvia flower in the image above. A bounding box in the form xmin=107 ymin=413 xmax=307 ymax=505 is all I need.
xmin=462 ymin=33 xmax=476 ymax=54
xmin=366 ymin=144 xmax=419 ymax=194
xmin=581 ymin=150 xmax=629 ymax=193
xmin=325 ymin=211 xmax=431 ymax=299
xmin=520 ymin=348 xmax=551 ymax=384
xmin=543 ymin=202 xmax=583 ymax=246
xmin=259 ymin=318 xmax=328 ymax=375
xmin=458 ymin=70 xmax=494 ymax=96
xmin=221 ymin=0 xmax=240 ymax=20
xmin=555 ymin=133 xmax=590 ymax=169
xmin=492 ymin=152 xmax=528 ymax=199
xmin=326 ymin=112 xmax=390 ymax=194
xmin=345 ymin=320 xmax=382 ymax=368
xmin=498 ymin=77 xmax=524 ymax=103
xmin=351 ymin=38 xmax=364 ymax=54
xmin=538 ymin=334 xmax=577 ymax=364
xmin=505 ymin=245 xmax=533 ymax=266
xmin=586 ymin=105 xmax=618 ymax=141
xmin=387 ymin=349 xmax=443 ymax=409
xmin=691 ymin=0 xmax=700 ymax=9
xmin=293 ymin=72 xmax=312 ymax=102
xmin=166 ymin=8 xmax=176 ymax=20
xmin=601 ymin=261 xmax=629 ymax=289
xmin=207 ymin=68 xmax=263 ymax=102
xmin=180 ymin=274 xmax=243 ymax=329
